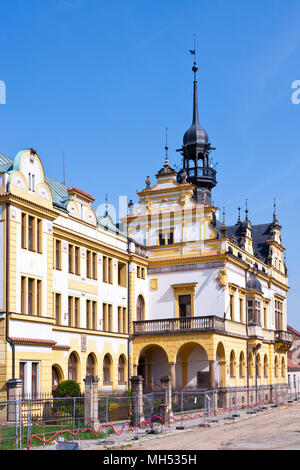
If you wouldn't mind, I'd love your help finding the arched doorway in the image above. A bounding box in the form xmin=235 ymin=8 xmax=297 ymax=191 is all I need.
xmin=176 ymin=343 xmax=209 ymax=390
xmin=137 ymin=345 xmax=169 ymax=391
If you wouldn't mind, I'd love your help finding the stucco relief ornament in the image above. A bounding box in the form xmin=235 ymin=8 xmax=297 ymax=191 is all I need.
xmin=215 ymin=268 xmax=228 ymax=289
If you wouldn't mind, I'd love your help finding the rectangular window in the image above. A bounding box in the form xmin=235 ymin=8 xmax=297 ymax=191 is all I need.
xmin=229 ymin=295 xmax=234 ymax=320
xmin=74 ymin=247 xmax=80 ymax=275
xmin=21 ymin=213 xmax=42 ymax=253
xmin=21 ymin=213 xmax=26 ymax=249
xmin=86 ymin=250 xmax=91 ymax=278
xmin=28 ymin=278 xmax=33 ymax=315
xmin=28 ymin=216 xmax=34 ymax=251
xmin=36 ymin=280 xmax=42 ymax=316
xmin=123 ymin=307 xmax=127 ymax=333
xmin=159 ymin=233 xmax=165 ymax=246
xmin=167 ymin=232 xmax=174 ymax=245
xmin=55 ymin=293 xmax=61 ymax=325
xmin=55 ymin=240 xmax=61 ymax=270
xmin=20 ymin=362 xmax=25 ymax=398
xmin=92 ymin=301 xmax=97 ymax=330
xmin=103 ymin=303 xmax=107 ymax=331
xmin=74 ymin=297 xmax=80 ymax=327
xmin=21 ymin=276 xmax=26 ymax=314
xmin=68 ymin=245 xmax=73 ymax=273
xmin=36 ymin=219 xmax=42 ymax=253
xmin=92 ymin=253 xmax=97 ymax=280
xmin=68 ymin=296 xmax=73 ymax=326
xmin=118 ymin=306 xmax=122 ymax=333
xmin=159 ymin=231 xmax=174 ymax=246
xmin=239 ymin=298 xmax=244 ymax=323
xmin=275 ymin=300 xmax=283 ymax=330
xmin=108 ymin=258 xmax=112 ymax=284
xmin=103 ymin=256 xmax=107 ymax=282
xmin=86 ymin=299 xmax=91 ymax=329
xmin=118 ymin=262 xmax=127 ymax=287
xmin=31 ymin=362 xmax=38 ymax=399
xmin=108 ymin=304 xmax=112 ymax=331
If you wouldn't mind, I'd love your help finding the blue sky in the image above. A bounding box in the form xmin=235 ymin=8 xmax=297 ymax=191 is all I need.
xmin=1 ymin=0 xmax=300 ymax=329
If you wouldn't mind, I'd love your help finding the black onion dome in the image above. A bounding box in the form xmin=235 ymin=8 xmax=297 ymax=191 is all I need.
xmin=246 ymin=272 xmax=262 ymax=292
xmin=183 ymin=123 xmax=209 ymax=147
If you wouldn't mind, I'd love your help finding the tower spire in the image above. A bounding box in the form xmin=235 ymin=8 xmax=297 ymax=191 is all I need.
xmin=190 ymin=34 xmax=199 ymax=126
xmin=165 ymin=127 xmax=169 ymax=160
xmin=272 ymin=198 xmax=279 ymax=225
xmin=245 ymin=198 xmax=249 ymax=221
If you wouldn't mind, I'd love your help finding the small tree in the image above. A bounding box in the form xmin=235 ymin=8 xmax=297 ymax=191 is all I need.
xmin=55 ymin=380 xmax=81 ymax=398
xmin=54 ymin=380 xmax=83 ymax=423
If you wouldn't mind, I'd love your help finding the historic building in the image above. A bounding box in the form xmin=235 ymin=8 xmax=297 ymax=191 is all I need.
xmin=0 ymin=56 xmax=292 ymax=405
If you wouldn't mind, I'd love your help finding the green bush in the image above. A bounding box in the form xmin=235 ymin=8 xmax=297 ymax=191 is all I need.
xmin=55 ymin=380 xmax=81 ymax=398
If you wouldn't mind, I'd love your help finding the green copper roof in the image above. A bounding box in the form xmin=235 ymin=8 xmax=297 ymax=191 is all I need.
xmin=44 ymin=176 xmax=70 ymax=212
xmin=0 ymin=154 xmax=13 ymax=173
xmin=1 ymin=151 xmax=124 ymax=236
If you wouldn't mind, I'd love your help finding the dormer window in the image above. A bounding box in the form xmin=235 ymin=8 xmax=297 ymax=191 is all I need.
xmin=158 ymin=230 xmax=174 ymax=246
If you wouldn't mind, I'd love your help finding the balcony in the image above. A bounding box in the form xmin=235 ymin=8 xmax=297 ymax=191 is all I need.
xmin=274 ymin=330 xmax=293 ymax=344
xmin=133 ymin=315 xmax=225 ymax=336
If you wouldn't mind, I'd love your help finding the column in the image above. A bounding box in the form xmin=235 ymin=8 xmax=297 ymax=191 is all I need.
xmin=161 ymin=375 xmax=172 ymax=417
xmin=6 ymin=379 xmax=23 ymax=424
xmin=84 ymin=375 xmax=100 ymax=430
xmin=169 ymin=362 xmax=176 ymax=390
xmin=209 ymin=360 xmax=216 ymax=389
xmin=130 ymin=375 xmax=144 ymax=425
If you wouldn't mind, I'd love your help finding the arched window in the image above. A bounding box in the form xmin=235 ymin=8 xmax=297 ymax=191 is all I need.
xmin=103 ymin=354 xmax=112 ymax=383
xmin=264 ymin=355 xmax=268 ymax=378
xmin=87 ymin=353 xmax=96 ymax=377
xmin=239 ymin=351 xmax=245 ymax=378
xmin=281 ymin=357 xmax=286 ymax=378
xmin=118 ymin=355 xmax=125 ymax=383
xmin=274 ymin=356 xmax=279 ymax=378
xmin=248 ymin=353 xmax=254 ymax=378
xmin=52 ymin=365 xmax=62 ymax=395
xmin=256 ymin=354 xmax=261 ymax=378
xmin=136 ymin=295 xmax=145 ymax=321
xmin=68 ymin=352 xmax=78 ymax=381
xmin=230 ymin=350 xmax=236 ymax=378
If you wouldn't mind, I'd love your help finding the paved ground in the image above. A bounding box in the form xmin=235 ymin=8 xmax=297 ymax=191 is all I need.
xmin=29 ymin=400 xmax=300 ymax=451
xmin=90 ymin=401 xmax=300 ymax=451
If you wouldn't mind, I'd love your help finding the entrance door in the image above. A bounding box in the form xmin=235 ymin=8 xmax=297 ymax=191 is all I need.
xmin=179 ymin=295 xmax=191 ymax=318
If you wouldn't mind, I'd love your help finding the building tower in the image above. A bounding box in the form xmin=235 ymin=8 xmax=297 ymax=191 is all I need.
xmin=177 ymin=56 xmax=217 ymax=205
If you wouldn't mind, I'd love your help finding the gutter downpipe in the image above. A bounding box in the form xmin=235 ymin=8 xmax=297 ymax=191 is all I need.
xmin=245 ymin=263 xmax=251 ymax=406
xmin=127 ymin=227 xmax=131 ymax=392
xmin=5 ymin=203 xmax=15 ymax=379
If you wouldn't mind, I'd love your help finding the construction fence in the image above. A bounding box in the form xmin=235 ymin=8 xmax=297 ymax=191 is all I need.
xmin=0 ymin=384 xmax=298 ymax=450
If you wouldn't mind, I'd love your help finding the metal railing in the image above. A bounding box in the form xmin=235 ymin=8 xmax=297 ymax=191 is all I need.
xmin=133 ymin=315 xmax=225 ymax=336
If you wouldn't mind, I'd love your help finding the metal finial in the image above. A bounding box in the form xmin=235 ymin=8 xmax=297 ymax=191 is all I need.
xmin=165 ymin=127 xmax=168 ymax=158
xmin=273 ymin=198 xmax=279 ymax=225
xmin=245 ymin=198 xmax=249 ymax=221
xmin=190 ymin=34 xmax=198 ymax=77
xmin=221 ymin=206 xmax=228 ymax=238
xmin=237 ymin=206 xmax=241 ymax=223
